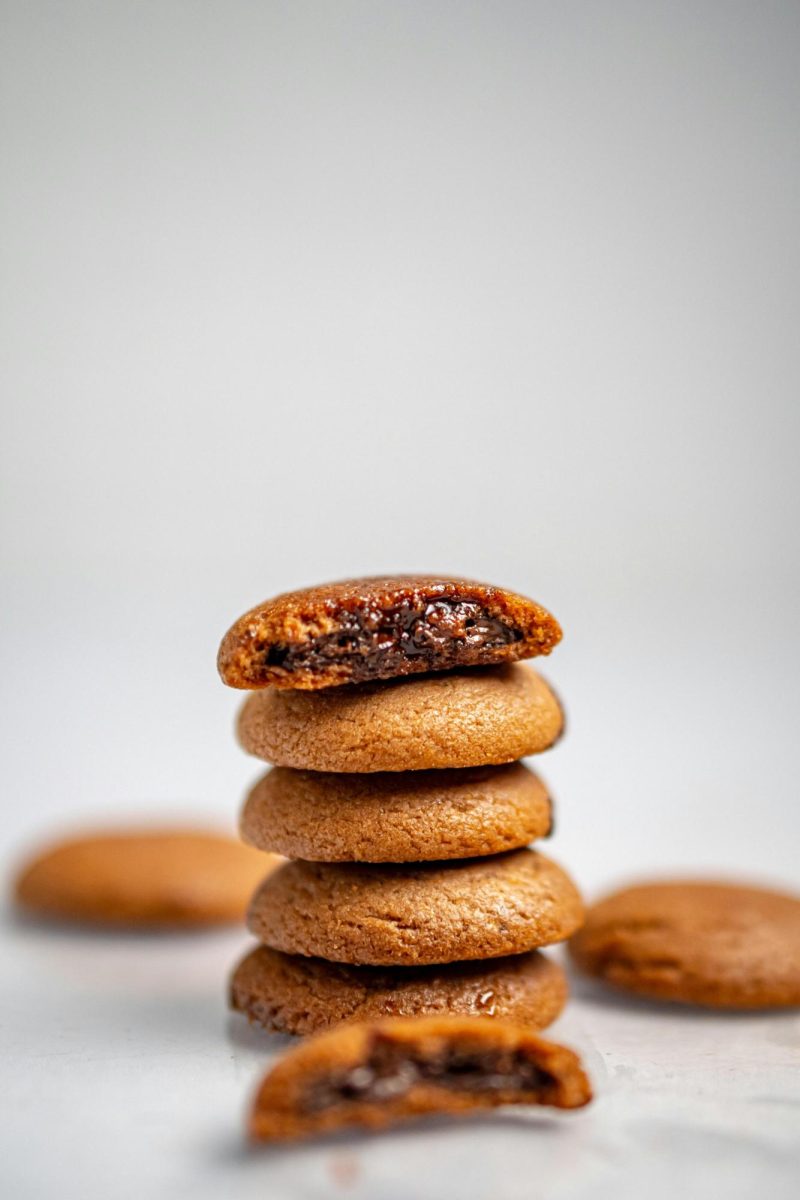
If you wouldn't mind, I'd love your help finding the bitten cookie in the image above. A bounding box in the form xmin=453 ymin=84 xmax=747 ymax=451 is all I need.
xmin=248 ymin=1015 xmax=591 ymax=1141
xmin=231 ymin=945 xmax=568 ymax=1035
xmin=218 ymin=574 xmax=561 ymax=690
xmin=13 ymin=829 xmax=280 ymax=928
xmin=569 ymin=879 xmax=800 ymax=1008
xmin=237 ymin=664 xmax=564 ymax=772
xmin=240 ymin=762 xmax=553 ymax=862
xmin=247 ymin=848 xmax=583 ymax=965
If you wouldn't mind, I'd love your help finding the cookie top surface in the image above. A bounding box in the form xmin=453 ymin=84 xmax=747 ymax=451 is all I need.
xmin=13 ymin=828 xmax=279 ymax=928
xmin=231 ymin=945 xmax=568 ymax=1036
xmin=237 ymin=663 xmax=564 ymax=772
xmin=218 ymin=575 xmax=561 ymax=690
xmin=240 ymin=762 xmax=553 ymax=862
xmin=248 ymin=1015 xmax=591 ymax=1141
xmin=569 ymin=879 xmax=800 ymax=1008
xmin=247 ymin=848 xmax=583 ymax=966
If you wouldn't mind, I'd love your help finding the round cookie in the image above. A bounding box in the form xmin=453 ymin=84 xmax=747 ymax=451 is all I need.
xmin=569 ymin=879 xmax=800 ymax=1009
xmin=218 ymin=574 xmax=562 ymax=691
xmin=237 ymin=664 xmax=564 ymax=772
xmin=240 ymin=763 xmax=553 ymax=862
xmin=247 ymin=848 xmax=583 ymax=966
xmin=14 ymin=828 xmax=280 ymax=928
xmin=231 ymin=945 xmax=568 ymax=1035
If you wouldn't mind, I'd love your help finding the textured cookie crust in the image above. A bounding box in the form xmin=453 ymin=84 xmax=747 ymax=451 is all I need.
xmin=240 ymin=762 xmax=553 ymax=862
xmin=13 ymin=829 xmax=280 ymax=928
xmin=247 ymin=848 xmax=584 ymax=965
xmin=230 ymin=945 xmax=568 ymax=1034
xmin=237 ymin=664 xmax=564 ymax=772
xmin=218 ymin=574 xmax=562 ymax=690
xmin=248 ymin=1015 xmax=592 ymax=1141
xmin=569 ymin=880 xmax=800 ymax=1008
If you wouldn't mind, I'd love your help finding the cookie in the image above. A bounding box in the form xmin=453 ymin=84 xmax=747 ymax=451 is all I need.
xmin=247 ymin=848 xmax=583 ymax=965
xmin=240 ymin=762 xmax=553 ymax=863
xmin=569 ymin=879 xmax=800 ymax=1009
xmin=218 ymin=574 xmax=561 ymax=691
xmin=248 ymin=1015 xmax=592 ymax=1141
xmin=237 ymin=664 xmax=564 ymax=772
xmin=13 ymin=828 xmax=280 ymax=928
xmin=230 ymin=945 xmax=568 ymax=1035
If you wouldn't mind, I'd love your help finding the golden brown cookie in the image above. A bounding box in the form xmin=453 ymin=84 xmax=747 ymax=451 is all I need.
xmin=219 ymin=574 xmax=561 ymax=691
xmin=248 ymin=1015 xmax=592 ymax=1141
xmin=13 ymin=828 xmax=280 ymax=928
xmin=247 ymin=848 xmax=583 ymax=965
xmin=237 ymin=664 xmax=564 ymax=772
xmin=230 ymin=945 xmax=568 ymax=1035
xmin=240 ymin=762 xmax=553 ymax=862
xmin=569 ymin=879 xmax=800 ymax=1009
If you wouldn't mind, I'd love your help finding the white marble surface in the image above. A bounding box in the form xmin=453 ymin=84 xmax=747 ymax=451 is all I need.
xmin=2 ymin=914 xmax=798 ymax=1200
xmin=3 ymin=599 xmax=798 ymax=1199
xmin=2 ymin=610 xmax=799 ymax=1200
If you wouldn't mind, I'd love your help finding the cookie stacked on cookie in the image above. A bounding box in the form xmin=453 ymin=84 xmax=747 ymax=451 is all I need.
xmin=219 ymin=576 xmax=583 ymax=1035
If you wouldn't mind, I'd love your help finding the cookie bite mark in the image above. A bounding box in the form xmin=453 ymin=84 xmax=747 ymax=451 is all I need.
xmin=248 ymin=1016 xmax=591 ymax=1141
xmin=218 ymin=575 xmax=562 ymax=690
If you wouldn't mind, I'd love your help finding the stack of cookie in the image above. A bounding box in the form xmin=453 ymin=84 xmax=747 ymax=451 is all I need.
xmin=219 ymin=576 xmax=584 ymax=1036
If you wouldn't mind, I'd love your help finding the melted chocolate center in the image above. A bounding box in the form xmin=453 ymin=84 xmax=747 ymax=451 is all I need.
xmin=266 ymin=599 xmax=520 ymax=681
xmin=303 ymin=1040 xmax=555 ymax=1112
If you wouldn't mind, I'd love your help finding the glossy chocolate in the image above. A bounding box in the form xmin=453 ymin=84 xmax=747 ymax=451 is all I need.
xmin=303 ymin=1040 xmax=553 ymax=1112
xmin=219 ymin=575 xmax=561 ymax=690
xmin=265 ymin=599 xmax=519 ymax=683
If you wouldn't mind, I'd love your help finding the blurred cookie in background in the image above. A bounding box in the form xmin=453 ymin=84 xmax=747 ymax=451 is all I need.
xmin=569 ymin=878 xmax=800 ymax=1009
xmin=13 ymin=827 xmax=280 ymax=929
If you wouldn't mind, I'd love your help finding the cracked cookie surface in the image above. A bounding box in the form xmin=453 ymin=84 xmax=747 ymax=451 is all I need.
xmin=240 ymin=762 xmax=553 ymax=862
xmin=247 ymin=848 xmax=583 ymax=966
xmin=237 ymin=663 xmax=564 ymax=772
xmin=231 ymin=945 xmax=568 ymax=1034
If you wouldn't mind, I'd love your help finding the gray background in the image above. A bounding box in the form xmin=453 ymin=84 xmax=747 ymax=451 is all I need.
xmin=3 ymin=0 xmax=798 ymax=889
xmin=1 ymin=5 xmax=799 ymax=1198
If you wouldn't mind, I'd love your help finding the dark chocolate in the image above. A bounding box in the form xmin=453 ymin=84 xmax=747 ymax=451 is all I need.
xmin=303 ymin=1038 xmax=554 ymax=1113
xmin=264 ymin=599 xmax=520 ymax=683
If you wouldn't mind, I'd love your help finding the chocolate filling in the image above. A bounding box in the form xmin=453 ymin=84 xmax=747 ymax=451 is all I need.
xmin=303 ymin=1040 xmax=555 ymax=1112
xmin=265 ymin=600 xmax=521 ymax=681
